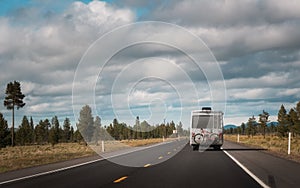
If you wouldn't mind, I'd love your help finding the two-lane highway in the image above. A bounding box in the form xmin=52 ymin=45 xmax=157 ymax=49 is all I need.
xmin=1 ymin=139 xmax=263 ymax=188
xmin=109 ymin=143 xmax=260 ymax=188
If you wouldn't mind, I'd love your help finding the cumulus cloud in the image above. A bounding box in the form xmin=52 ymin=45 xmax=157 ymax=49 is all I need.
xmin=65 ymin=1 xmax=135 ymax=31
xmin=150 ymin=0 xmax=300 ymax=27
xmin=1 ymin=0 xmax=300 ymax=127
xmin=145 ymin=0 xmax=300 ymax=125
xmin=0 ymin=0 xmax=135 ymax=125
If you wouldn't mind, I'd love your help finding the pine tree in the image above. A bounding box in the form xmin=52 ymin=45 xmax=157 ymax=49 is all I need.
xmin=45 ymin=119 xmax=51 ymax=142
xmin=0 ymin=113 xmax=10 ymax=148
xmin=236 ymin=126 xmax=242 ymax=134
xmin=241 ymin=123 xmax=246 ymax=135
xmin=112 ymin=118 xmax=121 ymax=140
xmin=177 ymin=122 xmax=184 ymax=136
xmin=63 ymin=118 xmax=71 ymax=142
xmin=296 ymin=101 xmax=300 ymax=117
xmin=70 ymin=126 xmax=74 ymax=142
xmin=122 ymin=124 xmax=128 ymax=140
xmin=35 ymin=120 xmax=44 ymax=145
xmin=269 ymin=122 xmax=277 ymax=134
xmin=35 ymin=119 xmax=50 ymax=144
xmin=293 ymin=101 xmax=300 ymax=136
xmin=4 ymin=81 xmax=26 ymax=146
xmin=277 ymin=104 xmax=288 ymax=137
xmin=288 ymin=108 xmax=298 ymax=135
xmin=247 ymin=116 xmax=256 ymax=137
xmin=77 ymin=105 xmax=94 ymax=143
xmin=119 ymin=123 xmax=126 ymax=140
xmin=169 ymin=121 xmax=176 ymax=136
xmin=50 ymin=116 xmax=60 ymax=144
xmin=140 ymin=120 xmax=150 ymax=139
xmin=135 ymin=116 xmax=140 ymax=139
xmin=74 ymin=129 xmax=84 ymax=143
xmin=93 ymin=116 xmax=101 ymax=145
xmin=127 ymin=126 xmax=133 ymax=140
xmin=106 ymin=124 xmax=113 ymax=140
xmin=29 ymin=116 xmax=34 ymax=144
xmin=16 ymin=116 xmax=31 ymax=145
xmin=258 ymin=110 xmax=269 ymax=138
xmin=48 ymin=126 xmax=57 ymax=147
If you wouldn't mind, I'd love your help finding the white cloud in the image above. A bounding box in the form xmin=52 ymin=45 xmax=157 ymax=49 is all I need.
xmin=189 ymin=22 xmax=300 ymax=61
xmin=151 ymin=0 xmax=300 ymax=27
xmin=66 ymin=1 xmax=135 ymax=31
xmin=224 ymin=72 xmax=291 ymax=89
xmin=230 ymin=88 xmax=270 ymax=100
xmin=1 ymin=0 xmax=300 ymax=129
xmin=278 ymin=88 xmax=300 ymax=98
xmin=0 ymin=0 xmax=136 ymax=125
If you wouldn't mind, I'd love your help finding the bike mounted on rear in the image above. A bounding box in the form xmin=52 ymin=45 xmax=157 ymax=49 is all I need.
xmin=190 ymin=107 xmax=224 ymax=151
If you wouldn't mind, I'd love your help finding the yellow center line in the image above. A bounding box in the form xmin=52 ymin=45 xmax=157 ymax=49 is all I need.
xmin=158 ymin=156 xmax=163 ymax=159
xmin=113 ymin=176 xmax=128 ymax=183
xmin=167 ymin=152 xmax=171 ymax=155
xmin=144 ymin=164 xmax=151 ymax=168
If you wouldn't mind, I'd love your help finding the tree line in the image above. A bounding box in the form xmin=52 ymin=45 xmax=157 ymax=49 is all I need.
xmin=0 ymin=81 xmax=83 ymax=148
xmin=0 ymin=114 xmax=83 ymax=148
xmin=0 ymin=104 xmax=187 ymax=148
xmin=77 ymin=105 xmax=188 ymax=145
xmin=0 ymin=80 xmax=188 ymax=148
xmin=225 ymin=101 xmax=300 ymax=138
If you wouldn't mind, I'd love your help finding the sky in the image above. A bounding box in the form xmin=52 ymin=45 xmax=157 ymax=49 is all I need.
xmin=0 ymin=0 xmax=300 ymax=129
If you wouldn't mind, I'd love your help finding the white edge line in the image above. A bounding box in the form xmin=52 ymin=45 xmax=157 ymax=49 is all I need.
xmin=0 ymin=140 xmax=182 ymax=185
xmin=0 ymin=158 xmax=105 ymax=185
xmin=0 ymin=158 xmax=104 ymax=185
xmin=222 ymin=149 xmax=270 ymax=188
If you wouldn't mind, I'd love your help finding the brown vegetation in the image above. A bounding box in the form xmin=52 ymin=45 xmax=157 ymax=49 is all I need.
xmin=0 ymin=138 xmax=168 ymax=173
xmin=0 ymin=143 xmax=95 ymax=173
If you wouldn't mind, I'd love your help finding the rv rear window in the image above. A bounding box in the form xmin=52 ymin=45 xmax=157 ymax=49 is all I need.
xmin=192 ymin=115 xmax=221 ymax=129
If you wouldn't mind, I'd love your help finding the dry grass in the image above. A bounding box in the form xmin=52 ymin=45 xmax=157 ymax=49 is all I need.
xmin=0 ymin=138 xmax=167 ymax=173
xmin=0 ymin=143 xmax=95 ymax=173
xmin=224 ymin=134 xmax=300 ymax=163
xmin=121 ymin=138 xmax=164 ymax=147
xmin=89 ymin=138 xmax=166 ymax=153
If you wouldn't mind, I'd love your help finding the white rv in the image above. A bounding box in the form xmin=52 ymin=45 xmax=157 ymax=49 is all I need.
xmin=190 ymin=107 xmax=224 ymax=150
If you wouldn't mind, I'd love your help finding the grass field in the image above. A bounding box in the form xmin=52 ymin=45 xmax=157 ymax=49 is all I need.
xmin=90 ymin=138 xmax=174 ymax=154
xmin=224 ymin=134 xmax=300 ymax=163
xmin=121 ymin=138 xmax=164 ymax=147
xmin=0 ymin=143 xmax=95 ymax=173
xmin=0 ymin=138 xmax=168 ymax=173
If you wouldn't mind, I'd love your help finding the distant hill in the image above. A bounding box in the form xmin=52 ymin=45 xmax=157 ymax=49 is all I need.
xmin=224 ymin=122 xmax=278 ymax=130
xmin=224 ymin=124 xmax=237 ymax=130
xmin=267 ymin=122 xmax=279 ymax=127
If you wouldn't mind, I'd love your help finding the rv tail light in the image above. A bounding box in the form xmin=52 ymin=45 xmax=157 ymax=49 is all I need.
xmin=192 ymin=132 xmax=195 ymax=137
xmin=219 ymin=133 xmax=223 ymax=139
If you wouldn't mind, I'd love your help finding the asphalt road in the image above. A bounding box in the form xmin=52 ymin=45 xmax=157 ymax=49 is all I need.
xmin=223 ymin=141 xmax=300 ymax=188
xmin=1 ymin=139 xmax=263 ymax=188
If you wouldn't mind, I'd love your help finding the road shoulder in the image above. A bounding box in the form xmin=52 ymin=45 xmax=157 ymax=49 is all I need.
xmin=0 ymin=154 xmax=102 ymax=183
xmin=223 ymin=140 xmax=300 ymax=188
xmin=0 ymin=139 xmax=185 ymax=184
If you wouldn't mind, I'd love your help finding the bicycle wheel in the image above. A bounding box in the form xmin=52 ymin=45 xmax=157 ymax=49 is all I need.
xmin=194 ymin=133 xmax=204 ymax=144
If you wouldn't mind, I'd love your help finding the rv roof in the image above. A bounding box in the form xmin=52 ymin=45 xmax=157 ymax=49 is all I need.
xmin=192 ymin=110 xmax=223 ymax=115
